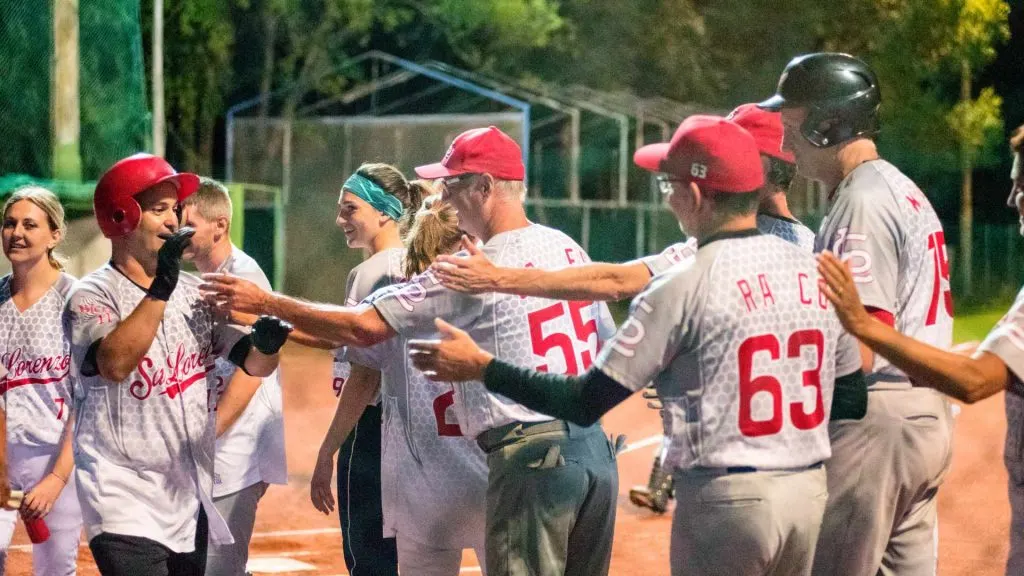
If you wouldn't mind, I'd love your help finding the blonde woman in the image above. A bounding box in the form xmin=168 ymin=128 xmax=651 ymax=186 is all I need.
xmin=0 ymin=187 xmax=82 ymax=575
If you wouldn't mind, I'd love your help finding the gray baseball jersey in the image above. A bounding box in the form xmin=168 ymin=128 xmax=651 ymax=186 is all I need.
xmin=209 ymin=247 xmax=287 ymax=496
xmin=0 ymin=273 xmax=76 ymax=447
xmin=596 ymin=232 xmax=862 ymax=470
xmin=345 ymin=320 xmax=488 ymax=549
xmin=65 ymin=265 xmax=244 ymax=552
xmin=331 ymin=248 xmax=405 ymax=402
xmin=372 ymin=224 xmax=617 ymax=439
xmin=757 ymin=214 xmax=816 ymax=252
xmin=816 ymin=160 xmax=953 ymax=388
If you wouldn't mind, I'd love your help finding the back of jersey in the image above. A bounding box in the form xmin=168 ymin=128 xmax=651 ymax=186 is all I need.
xmin=816 ymin=160 xmax=953 ymax=388
xmin=599 ymin=232 xmax=860 ymax=470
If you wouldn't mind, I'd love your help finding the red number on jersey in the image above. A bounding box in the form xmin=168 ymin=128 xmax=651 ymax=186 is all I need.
xmin=55 ymin=397 xmax=65 ymax=420
xmin=528 ymin=301 xmax=599 ymax=375
xmin=207 ymin=376 xmax=226 ymax=413
xmin=332 ymin=377 xmax=345 ymax=398
xmin=926 ymin=231 xmax=953 ymax=325
xmin=738 ymin=329 xmax=825 ymax=437
xmin=432 ymin=387 xmax=463 ymax=437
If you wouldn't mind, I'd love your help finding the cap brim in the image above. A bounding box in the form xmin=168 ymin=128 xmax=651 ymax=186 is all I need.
xmin=757 ymin=94 xmax=786 ymax=112
xmin=414 ymin=162 xmax=464 ymax=179
xmin=633 ymin=143 xmax=671 ymax=172
xmin=159 ymin=173 xmax=200 ymax=201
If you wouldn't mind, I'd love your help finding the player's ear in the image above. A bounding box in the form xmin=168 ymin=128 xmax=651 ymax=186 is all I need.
xmin=688 ymin=181 xmax=703 ymax=210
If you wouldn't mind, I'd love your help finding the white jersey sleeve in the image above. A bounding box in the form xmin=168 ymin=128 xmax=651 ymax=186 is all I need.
xmin=979 ymin=286 xmax=1024 ymax=384
xmin=635 ymin=238 xmax=698 ymax=277
xmin=757 ymin=214 xmax=816 ymax=252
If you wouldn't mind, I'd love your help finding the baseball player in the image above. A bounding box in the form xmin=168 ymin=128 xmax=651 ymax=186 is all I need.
xmin=177 ymin=178 xmax=288 ymax=575
xmin=0 ymin=187 xmax=82 ymax=575
xmin=759 ymin=52 xmax=956 ymax=576
xmin=816 ymin=122 xmax=1024 ymax=575
xmin=407 ymin=115 xmax=866 ymax=576
xmin=64 ymin=154 xmax=291 ymax=576
xmin=333 ymin=196 xmax=488 ymax=575
xmin=429 ymin=103 xmax=816 ymax=513
xmin=308 ymin=164 xmax=427 ymax=576
xmin=201 ymin=126 xmax=621 ymax=576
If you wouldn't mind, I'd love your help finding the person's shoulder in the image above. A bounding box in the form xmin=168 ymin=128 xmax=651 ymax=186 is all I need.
xmin=226 ymin=247 xmax=271 ymax=288
xmin=54 ymin=272 xmax=78 ymax=299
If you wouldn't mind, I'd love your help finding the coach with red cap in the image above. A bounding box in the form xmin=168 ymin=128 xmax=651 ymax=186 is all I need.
xmin=64 ymin=154 xmax=291 ymax=576
xmin=407 ymin=116 xmax=866 ymax=576
xmin=200 ymin=126 xmax=621 ymax=576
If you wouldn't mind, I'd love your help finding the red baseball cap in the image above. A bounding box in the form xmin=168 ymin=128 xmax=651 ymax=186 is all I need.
xmin=415 ymin=126 xmax=525 ymax=181
xmin=727 ymin=103 xmax=795 ymax=163
xmin=634 ymin=115 xmax=765 ymax=194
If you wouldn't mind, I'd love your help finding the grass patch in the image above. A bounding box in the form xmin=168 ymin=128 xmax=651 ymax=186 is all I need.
xmin=954 ymin=309 xmax=1006 ymax=343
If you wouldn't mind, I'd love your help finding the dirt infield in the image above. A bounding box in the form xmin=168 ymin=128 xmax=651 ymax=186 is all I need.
xmin=4 ymin=344 xmax=1012 ymax=575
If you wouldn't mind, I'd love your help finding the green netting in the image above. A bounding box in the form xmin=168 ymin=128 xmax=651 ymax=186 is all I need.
xmin=0 ymin=0 xmax=149 ymax=183
xmin=0 ymin=174 xmax=96 ymax=211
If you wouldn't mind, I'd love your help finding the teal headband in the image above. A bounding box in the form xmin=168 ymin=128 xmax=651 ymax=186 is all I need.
xmin=342 ymin=173 xmax=404 ymax=221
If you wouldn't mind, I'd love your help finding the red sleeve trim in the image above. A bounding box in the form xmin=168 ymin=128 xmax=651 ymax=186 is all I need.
xmin=865 ymin=307 xmax=895 ymax=327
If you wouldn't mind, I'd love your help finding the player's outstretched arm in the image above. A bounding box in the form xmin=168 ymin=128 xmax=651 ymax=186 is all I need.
xmin=227 ymin=310 xmax=340 ymax=350
xmin=433 ymin=236 xmax=651 ymax=302
xmin=310 ymin=364 xmax=380 ymax=515
xmin=819 ymin=252 xmax=1009 ymax=403
xmin=409 ymin=319 xmax=632 ymax=425
xmin=201 ymin=273 xmax=395 ymax=348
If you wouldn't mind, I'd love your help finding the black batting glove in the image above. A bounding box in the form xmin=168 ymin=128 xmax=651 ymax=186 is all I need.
xmin=251 ymin=315 xmax=293 ymax=355
xmin=149 ymin=227 xmax=195 ymax=301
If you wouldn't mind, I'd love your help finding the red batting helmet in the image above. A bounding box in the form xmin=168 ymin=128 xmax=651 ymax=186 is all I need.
xmin=93 ymin=154 xmax=200 ymax=238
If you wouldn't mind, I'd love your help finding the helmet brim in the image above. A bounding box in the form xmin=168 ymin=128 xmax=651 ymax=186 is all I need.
xmin=155 ymin=172 xmax=200 ymax=201
xmin=757 ymin=94 xmax=786 ymax=112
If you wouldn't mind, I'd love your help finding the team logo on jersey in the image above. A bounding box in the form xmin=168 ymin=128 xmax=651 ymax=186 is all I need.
xmin=130 ymin=343 xmax=212 ymax=400
xmin=0 ymin=348 xmax=71 ymax=393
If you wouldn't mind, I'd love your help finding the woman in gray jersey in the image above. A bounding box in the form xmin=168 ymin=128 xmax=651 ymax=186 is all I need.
xmin=343 ymin=195 xmax=488 ymax=575
xmin=307 ymin=164 xmax=425 ymax=576
xmin=0 ymin=187 xmax=82 ymax=575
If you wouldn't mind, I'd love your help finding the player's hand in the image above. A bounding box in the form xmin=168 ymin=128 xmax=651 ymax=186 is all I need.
xmin=200 ymin=273 xmax=272 ymax=316
xmin=21 ymin=474 xmax=65 ymax=519
xmin=431 ymin=236 xmax=502 ymax=294
xmin=408 ymin=318 xmax=494 ymax=382
xmin=310 ymin=449 xmax=336 ymax=515
xmin=817 ymin=251 xmax=872 ymax=336
xmin=149 ymin=227 xmax=195 ymax=301
xmin=251 ymin=315 xmax=293 ymax=355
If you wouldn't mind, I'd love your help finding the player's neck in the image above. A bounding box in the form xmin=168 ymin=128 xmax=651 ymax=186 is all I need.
xmin=195 ymin=239 xmax=233 ymax=274
xmin=9 ymin=259 xmax=60 ymax=301
xmin=758 ymin=192 xmax=796 ymax=221
xmin=837 ymin=139 xmax=879 ymax=181
xmin=478 ymin=201 xmax=530 ymax=243
xmin=694 ymin=213 xmax=758 ymax=243
xmin=367 ymin=226 xmax=403 ymax=256
xmin=111 ymin=251 xmax=157 ymax=287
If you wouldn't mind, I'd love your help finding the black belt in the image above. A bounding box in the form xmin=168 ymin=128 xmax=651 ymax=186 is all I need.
xmin=687 ymin=461 xmax=824 ymax=475
xmin=476 ymin=419 xmax=570 ymax=453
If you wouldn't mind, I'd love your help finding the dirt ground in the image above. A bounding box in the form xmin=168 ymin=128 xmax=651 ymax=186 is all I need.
xmin=5 ymin=344 xmax=1012 ymax=575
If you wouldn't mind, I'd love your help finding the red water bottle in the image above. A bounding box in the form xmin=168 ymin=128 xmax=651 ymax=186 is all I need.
xmin=21 ymin=513 xmax=49 ymax=544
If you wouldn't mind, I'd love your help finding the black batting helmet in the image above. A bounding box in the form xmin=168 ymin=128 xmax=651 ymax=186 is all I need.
xmin=759 ymin=53 xmax=881 ymax=148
